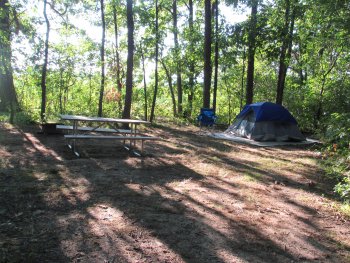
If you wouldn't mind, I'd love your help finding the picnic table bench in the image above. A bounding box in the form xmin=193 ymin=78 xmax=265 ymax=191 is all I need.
xmin=59 ymin=115 xmax=161 ymax=157
xmin=56 ymin=125 xmax=132 ymax=134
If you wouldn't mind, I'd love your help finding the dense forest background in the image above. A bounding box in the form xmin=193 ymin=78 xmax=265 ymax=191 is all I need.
xmin=0 ymin=0 xmax=350 ymax=201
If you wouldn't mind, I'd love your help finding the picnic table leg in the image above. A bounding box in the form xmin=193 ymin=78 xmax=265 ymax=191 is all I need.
xmin=129 ymin=125 xmax=132 ymax=149
xmin=69 ymin=120 xmax=80 ymax=157
xmin=133 ymin=124 xmax=138 ymax=147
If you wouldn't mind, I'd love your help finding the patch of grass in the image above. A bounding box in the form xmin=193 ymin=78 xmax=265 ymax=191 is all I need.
xmin=296 ymin=193 xmax=314 ymax=203
xmin=246 ymin=193 xmax=258 ymax=204
xmin=207 ymin=155 xmax=221 ymax=163
xmin=244 ymin=171 xmax=264 ymax=182
xmin=339 ymin=201 xmax=350 ymax=218
xmin=0 ymin=112 xmax=8 ymax=122
xmin=0 ymin=111 xmax=36 ymax=125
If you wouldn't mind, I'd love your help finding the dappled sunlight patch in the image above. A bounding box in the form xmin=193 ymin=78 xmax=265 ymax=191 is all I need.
xmin=2 ymin=123 xmax=350 ymax=262
xmin=32 ymin=172 xmax=48 ymax=181
xmin=124 ymin=183 xmax=158 ymax=197
xmin=41 ymin=173 xmax=91 ymax=206
xmin=59 ymin=173 xmax=91 ymax=200
xmin=0 ymin=122 xmax=14 ymax=130
xmin=216 ymin=248 xmax=245 ymax=263
xmin=294 ymin=157 xmax=318 ymax=167
xmin=84 ymin=203 xmax=183 ymax=262
xmin=122 ymin=156 xmax=176 ymax=169
xmin=22 ymin=131 xmax=63 ymax=161
xmin=0 ymin=148 xmax=11 ymax=158
xmin=0 ymin=153 xmax=11 ymax=168
xmin=185 ymin=161 xmax=219 ymax=177
xmin=88 ymin=204 xmax=127 ymax=227
xmin=167 ymin=177 xmax=193 ymax=188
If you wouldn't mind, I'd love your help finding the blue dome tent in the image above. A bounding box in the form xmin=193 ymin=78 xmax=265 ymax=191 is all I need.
xmin=226 ymin=102 xmax=306 ymax=142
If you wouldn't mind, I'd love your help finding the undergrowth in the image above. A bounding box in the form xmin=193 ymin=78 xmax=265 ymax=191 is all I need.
xmin=321 ymin=113 xmax=350 ymax=202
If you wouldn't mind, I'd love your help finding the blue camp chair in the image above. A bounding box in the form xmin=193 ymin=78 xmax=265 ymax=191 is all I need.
xmin=197 ymin=108 xmax=217 ymax=127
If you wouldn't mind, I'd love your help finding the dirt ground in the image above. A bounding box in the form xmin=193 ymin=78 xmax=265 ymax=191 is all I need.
xmin=0 ymin=122 xmax=349 ymax=263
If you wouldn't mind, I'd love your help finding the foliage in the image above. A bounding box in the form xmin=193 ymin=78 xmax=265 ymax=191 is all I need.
xmin=321 ymin=113 xmax=350 ymax=201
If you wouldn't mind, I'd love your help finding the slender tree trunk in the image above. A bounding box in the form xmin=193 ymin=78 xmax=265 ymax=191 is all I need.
xmin=122 ymin=0 xmax=134 ymax=120
xmin=315 ymin=52 xmax=339 ymax=127
xmin=88 ymin=70 xmax=93 ymax=111
xmin=160 ymin=60 xmax=177 ymax=116
xmin=295 ymin=40 xmax=306 ymax=89
xmin=112 ymin=1 xmax=122 ymax=117
xmin=240 ymin=46 xmax=246 ymax=111
xmin=98 ymin=0 xmax=106 ymax=117
xmin=187 ymin=0 xmax=195 ymax=117
xmin=59 ymin=68 xmax=63 ymax=113
xmin=150 ymin=0 xmax=159 ymax=123
xmin=173 ymin=0 xmax=182 ymax=115
xmin=212 ymin=0 xmax=219 ymax=113
xmin=0 ymin=0 xmax=18 ymax=117
xmin=40 ymin=0 xmax=50 ymax=122
xmin=140 ymin=45 xmax=148 ymax=120
xmin=246 ymin=0 xmax=258 ymax=105
xmin=276 ymin=0 xmax=293 ymax=105
xmin=203 ymin=0 xmax=212 ymax=108
xmin=224 ymin=77 xmax=232 ymax=123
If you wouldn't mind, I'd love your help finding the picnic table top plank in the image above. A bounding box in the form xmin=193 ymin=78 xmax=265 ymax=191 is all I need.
xmin=60 ymin=114 xmax=150 ymax=124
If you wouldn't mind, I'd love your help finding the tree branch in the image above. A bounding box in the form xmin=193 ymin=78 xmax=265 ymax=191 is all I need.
xmin=47 ymin=1 xmax=68 ymax=20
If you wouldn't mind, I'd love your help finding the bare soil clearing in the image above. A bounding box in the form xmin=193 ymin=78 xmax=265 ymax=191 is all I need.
xmin=0 ymin=122 xmax=349 ymax=262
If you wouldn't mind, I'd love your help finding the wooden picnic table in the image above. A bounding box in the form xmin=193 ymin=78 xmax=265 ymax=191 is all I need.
xmin=59 ymin=114 xmax=157 ymax=156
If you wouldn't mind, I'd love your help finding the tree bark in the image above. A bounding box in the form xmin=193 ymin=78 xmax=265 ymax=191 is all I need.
xmin=240 ymin=46 xmax=246 ymax=111
xmin=203 ymin=0 xmax=212 ymax=108
xmin=40 ymin=0 xmax=50 ymax=122
xmin=122 ymin=0 xmax=134 ymax=120
xmin=315 ymin=52 xmax=339 ymax=127
xmin=246 ymin=0 xmax=258 ymax=105
xmin=276 ymin=0 xmax=294 ymax=105
xmin=98 ymin=0 xmax=106 ymax=117
xmin=187 ymin=0 xmax=195 ymax=117
xmin=161 ymin=60 xmax=177 ymax=116
xmin=173 ymin=0 xmax=182 ymax=115
xmin=112 ymin=1 xmax=122 ymax=117
xmin=150 ymin=0 xmax=159 ymax=123
xmin=0 ymin=0 xmax=18 ymax=117
xmin=140 ymin=44 xmax=148 ymax=120
xmin=212 ymin=0 xmax=219 ymax=113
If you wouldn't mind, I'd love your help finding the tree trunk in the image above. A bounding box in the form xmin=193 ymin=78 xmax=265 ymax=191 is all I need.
xmin=240 ymin=46 xmax=246 ymax=111
xmin=314 ymin=52 xmax=339 ymax=127
xmin=187 ymin=0 xmax=195 ymax=117
xmin=112 ymin=1 xmax=122 ymax=117
xmin=98 ymin=0 xmax=106 ymax=117
xmin=40 ymin=0 xmax=50 ymax=122
xmin=173 ymin=0 xmax=182 ymax=115
xmin=246 ymin=0 xmax=258 ymax=105
xmin=140 ymin=45 xmax=148 ymax=120
xmin=122 ymin=0 xmax=134 ymax=120
xmin=150 ymin=0 xmax=159 ymax=123
xmin=276 ymin=0 xmax=294 ymax=105
xmin=59 ymin=68 xmax=63 ymax=114
xmin=203 ymin=0 xmax=212 ymax=108
xmin=160 ymin=60 xmax=177 ymax=116
xmin=212 ymin=0 xmax=219 ymax=113
xmin=0 ymin=0 xmax=18 ymax=117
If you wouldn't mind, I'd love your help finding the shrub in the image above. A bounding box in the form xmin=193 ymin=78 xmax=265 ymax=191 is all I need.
xmin=322 ymin=113 xmax=350 ymax=201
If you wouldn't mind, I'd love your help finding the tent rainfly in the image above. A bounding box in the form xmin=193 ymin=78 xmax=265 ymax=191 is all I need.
xmin=226 ymin=102 xmax=306 ymax=142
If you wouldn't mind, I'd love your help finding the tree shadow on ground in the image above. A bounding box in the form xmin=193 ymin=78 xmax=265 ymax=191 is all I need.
xmin=0 ymin=123 xmax=349 ymax=262
xmin=156 ymin=124 xmax=338 ymax=200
